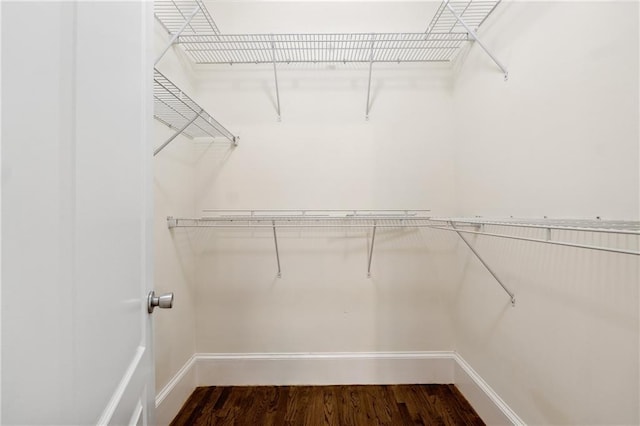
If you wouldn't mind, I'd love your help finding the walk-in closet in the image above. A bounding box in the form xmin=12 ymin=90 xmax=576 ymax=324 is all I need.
xmin=1 ymin=0 xmax=638 ymax=425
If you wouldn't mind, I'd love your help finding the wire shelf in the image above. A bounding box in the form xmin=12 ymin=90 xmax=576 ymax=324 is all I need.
xmin=426 ymin=1 xmax=500 ymax=34
xmin=153 ymin=69 xmax=236 ymax=143
xmin=428 ymin=217 xmax=640 ymax=234
xmin=152 ymin=0 xmax=501 ymax=65
xmin=168 ymin=211 xmax=639 ymax=302
xmin=168 ymin=212 xmax=640 ymax=256
xmin=176 ymin=32 xmax=470 ymax=64
xmin=154 ymin=0 xmax=220 ymax=36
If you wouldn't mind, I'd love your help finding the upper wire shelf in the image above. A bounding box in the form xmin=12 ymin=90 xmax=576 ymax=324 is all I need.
xmin=153 ymin=69 xmax=237 ymax=151
xmin=177 ymin=32 xmax=470 ymax=64
xmin=426 ymin=1 xmax=500 ymax=34
xmin=154 ymin=0 xmax=220 ymax=36
xmin=154 ymin=0 xmax=506 ymax=118
xmin=154 ymin=0 xmax=500 ymax=65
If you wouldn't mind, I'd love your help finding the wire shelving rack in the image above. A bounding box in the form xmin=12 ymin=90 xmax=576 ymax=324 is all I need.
xmin=153 ymin=69 xmax=237 ymax=155
xmin=154 ymin=0 xmax=507 ymax=119
xmin=154 ymin=0 xmax=219 ymax=36
xmin=168 ymin=210 xmax=640 ymax=306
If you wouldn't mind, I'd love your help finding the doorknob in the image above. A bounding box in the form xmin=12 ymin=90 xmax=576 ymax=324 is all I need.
xmin=147 ymin=291 xmax=174 ymax=313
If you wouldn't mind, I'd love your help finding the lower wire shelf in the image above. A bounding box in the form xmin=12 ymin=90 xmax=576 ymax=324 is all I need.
xmin=168 ymin=210 xmax=640 ymax=306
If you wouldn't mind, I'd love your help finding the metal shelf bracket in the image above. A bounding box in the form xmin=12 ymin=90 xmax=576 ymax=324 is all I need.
xmin=270 ymin=35 xmax=282 ymax=121
xmin=367 ymin=220 xmax=377 ymax=278
xmin=365 ymin=34 xmax=376 ymax=120
xmin=272 ymin=220 xmax=282 ymax=278
xmin=451 ymin=222 xmax=516 ymax=306
xmin=154 ymin=109 xmax=202 ymax=156
xmin=444 ymin=0 xmax=508 ymax=80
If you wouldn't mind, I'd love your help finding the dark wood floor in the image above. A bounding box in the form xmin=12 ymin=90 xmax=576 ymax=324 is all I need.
xmin=170 ymin=384 xmax=485 ymax=425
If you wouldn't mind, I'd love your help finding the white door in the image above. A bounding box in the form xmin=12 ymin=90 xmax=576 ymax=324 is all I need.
xmin=2 ymin=2 xmax=157 ymax=424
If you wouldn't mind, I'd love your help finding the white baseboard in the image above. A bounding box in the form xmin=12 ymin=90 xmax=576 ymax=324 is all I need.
xmin=196 ymin=351 xmax=456 ymax=386
xmin=155 ymin=355 xmax=197 ymax=426
xmin=453 ymin=353 xmax=525 ymax=425
xmin=155 ymin=351 xmax=523 ymax=425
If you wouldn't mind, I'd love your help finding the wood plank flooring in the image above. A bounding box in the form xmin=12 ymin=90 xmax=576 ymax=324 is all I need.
xmin=170 ymin=384 xmax=485 ymax=425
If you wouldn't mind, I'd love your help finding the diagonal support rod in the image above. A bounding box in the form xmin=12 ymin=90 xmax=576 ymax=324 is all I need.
xmin=365 ymin=34 xmax=376 ymax=120
xmin=155 ymin=5 xmax=201 ymax=65
xmin=451 ymin=222 xmax=515 ymax=306
xmin=445 ymin=1 xmax=508 ymax=80
xmin=272 ymin=220 xmax=282 ymax=278
xmin=270 ymin=36 xmax=281 ymax=121
xmin=367 ymin=221 xmax=377 ymax=278
xmin=154 ymin=110 xmax=201 ymax=156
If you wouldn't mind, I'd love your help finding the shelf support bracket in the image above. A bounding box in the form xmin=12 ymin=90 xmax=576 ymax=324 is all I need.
xmin=154 ymin=109 xmax=202 ymax=156
xmin=451 ymin=222 xmax=516 ymax=306
xmin=365 ymin=34 xmax=376 ymax=120
xmin=445 ymin=1 xmax=508 ymax=80
xmin=155 ymin=4 xmax=201 ymax=66
xmin=270 ymin=36 xmax=282 ymax=121
xmin=367 ymin=221 xmax=377 ymax=278
xmin=272 ymin=220 xmax=282 ymax=278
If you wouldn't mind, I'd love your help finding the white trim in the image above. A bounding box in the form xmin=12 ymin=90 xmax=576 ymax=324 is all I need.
xmin=453 ymin=353 xmax=526 ymax=425
xmin=195 ymin=351 xmax=454 ymax=360
xmin=154 ymin=351 xmax=523 ymax=425
xmin=155 ymin=354 xmax=197 ymax=407
xmin=196 ymin=351 xmax=456 ymax=386
xmin=97 ymin=346 xmax=146 ymax=426
xmin=155 ymin=355 xmax=197 ymax=426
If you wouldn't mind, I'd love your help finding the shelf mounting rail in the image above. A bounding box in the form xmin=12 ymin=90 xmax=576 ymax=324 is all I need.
xmin=153 ymin=69 xmax=238 ymax=155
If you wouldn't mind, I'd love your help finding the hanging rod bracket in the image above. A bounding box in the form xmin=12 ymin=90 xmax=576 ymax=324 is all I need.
xmin=155 ymin=4 xmax=201 ymax=66
xmin=451 ymin=221 xmax=516 ymax=306
xmin=367 ymin=221 xmax=377 ymax=278
xmin=445 ymin=1 xmax=508 ymax=80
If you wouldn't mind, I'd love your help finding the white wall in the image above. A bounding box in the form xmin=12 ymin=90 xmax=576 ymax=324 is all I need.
xmin=451 ymin=1 xmax=639 ymax=424
xmin=153 ymin=22 xmax=199 ymax=406
xmin=186 ymin=1 xmax=460 ymax=357
xmin=453 ymin=0 xmax=639 ymax=219
xmin=153 ymin=1 xmax=640 ymax=424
